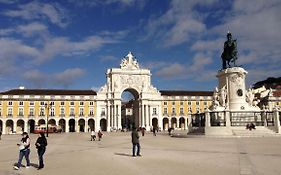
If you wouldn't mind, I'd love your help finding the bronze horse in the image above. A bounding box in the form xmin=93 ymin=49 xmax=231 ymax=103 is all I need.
xmin=221 ymin=32 xmax=238 ymax=69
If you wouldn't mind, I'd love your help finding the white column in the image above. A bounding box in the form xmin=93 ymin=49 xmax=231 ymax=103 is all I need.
xmin=141 ymin=104 xmax=145 ymax=127
xmin=76 ymin=118 xmax=79 ymax=132
xmin=85 ymin=119 xmax=89 ymax=133
xmin=273 ymin=109 xmax=280 ymax=133
xmin=65 ymin=119 xmax=69 ymax=133
xmin=177 ymin=117 xmax=180 ymax=129
xmin=3 ymin=120 xmax=6 ymax=134
xmin=117 ymin=104 xmax=121 ymax=130
xmin=107 ymin=103 xmax=111 ymax=131
xmin=138 ymin=104 xmax=142 ymax=127
xmin=24 ymin=120 xmax=28 ymax=133
xmin=145 ymin=105 xmax=149 ymax=129
xmin=13 ymin=120 xmax=17 ymax=133
xmin=187 ymin=114 xmax=192 ymax=132
xmin=225 ymin=111 xmax=231 ymax=127
xmin=96 ymin=116 xmax=100 ymax=131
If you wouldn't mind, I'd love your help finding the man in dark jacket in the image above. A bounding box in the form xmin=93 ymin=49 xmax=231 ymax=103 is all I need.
xmin=131 ymin=127 xmax=141 ymax=157
xmin=35 ymin=132 xmax=47 ymax=170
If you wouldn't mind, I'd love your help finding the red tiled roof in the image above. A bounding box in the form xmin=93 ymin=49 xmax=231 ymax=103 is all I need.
xmin=273 ymin=90 xmax=281 ymax=97
xmin=160 ymin=90 xmax=213 ymax=96
xmin=0 ymin=89 xmax=97 ymax=96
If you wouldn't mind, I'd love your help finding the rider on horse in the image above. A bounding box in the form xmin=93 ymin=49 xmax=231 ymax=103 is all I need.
xmin=221 ymin=32 xmax=238 ymax=69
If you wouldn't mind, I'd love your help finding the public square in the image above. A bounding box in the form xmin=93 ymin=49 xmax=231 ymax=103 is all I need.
xmin=0 ymin=132 xmax=281 ymax=175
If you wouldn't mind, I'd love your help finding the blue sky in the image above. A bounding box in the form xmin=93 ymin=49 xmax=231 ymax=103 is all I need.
xmin=0 ymin=0 xmax=280 ymax=92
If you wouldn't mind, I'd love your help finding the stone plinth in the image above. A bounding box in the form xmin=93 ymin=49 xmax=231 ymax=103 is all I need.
xmin=217 ymin=67 xmax=249 ymax=111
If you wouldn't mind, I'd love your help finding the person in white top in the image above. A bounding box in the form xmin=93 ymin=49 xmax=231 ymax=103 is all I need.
xmin=90 ymin=130 xmax=96 ymax=141
xmin=14 ymin=132 xmax=31 ymax=170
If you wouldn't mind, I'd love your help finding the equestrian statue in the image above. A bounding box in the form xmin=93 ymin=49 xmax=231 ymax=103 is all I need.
xmin=221 ymin=31 xmax=238 ymax=69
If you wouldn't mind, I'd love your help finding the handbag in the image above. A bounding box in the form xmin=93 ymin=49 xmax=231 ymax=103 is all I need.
xmin=19 ymin=144 xmax=25 ymax=151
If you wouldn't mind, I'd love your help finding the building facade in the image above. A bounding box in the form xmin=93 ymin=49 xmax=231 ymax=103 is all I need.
xmin=0 ymin=52 xmax=279 ymax=134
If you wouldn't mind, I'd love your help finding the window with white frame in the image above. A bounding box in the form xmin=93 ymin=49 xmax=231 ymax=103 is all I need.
xmin=101 ymin=108 xmax=105 ymax=115
xmin=196 ymin=107 xmax=200 ymax=113
xmin=188 ymin=107 xmax=192 ymax=113
xmin=40 ymin=107 xmax=45 ymax=116
xmin=188 ymin=101 xmax=191 ymax=105
xmin=79 ymin=108 xmax=84 ymax=116
xmin=180 ymin=101 xmax=184 ymax=106
xmin=89 ymin=108 xmax=94 ymax=116
xmin=61 ymin=101 xmax=65 ymax=106
xmin=90 ymin=101 xmax=94 ymax=106
xmin=8 ymin=101 xmax=13 ymax=106
xmin=60 ymin=108 xmax=65 ymax=115
xmin=29 ymin=101 xmax=34 ymax=106
xmin=70 ymin=101 xmax=74 ymax=106
xmin=164 ymin=101 xmax=167 ymax=105
xmin=153 ymin=108 xmax=157 ymax=115
xmin=172 ymin=107 xmax=176 ymax=114
xmin=50 ymin=108 xmax=55 ymax=116
xmin=19 ymin=101 xmax=24 ymax=106
xmin=29 ymin=108 xmax=34 ymax=116
xmin=196 ymin=101 xmax=200 ymax=106
xmin=19 ymin=108 xmax=24 ymax=116
xmin=80 ymin=102 xmax=84 ymax=106
xmin=180 ymin=107 xmax=184 ymax=114
xmin=172 ymin=101 xmax=175 ymax=105
xmin=50 ymin=101 xmax=55 ymax=106
xmin=8 ymin=108 xmax=13 ymax=116
xmin=40 ymin=101 xmax=45 ymax=106
xmin=70 ymin=108 xmax=75 ymax=116
xmin=204 ymin=101 xmax=207 ymax=105
xmin=164 ymin=107 xmax=167 ymax=114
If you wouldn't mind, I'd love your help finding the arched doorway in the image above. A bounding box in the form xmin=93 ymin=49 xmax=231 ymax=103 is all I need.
xmin=88 ymin=119 xmax=95 ymax=132
xmin=78 ymin=119 xmax=85 ymax=132
xmin=152 ymin=118 xmax=158 ymax=129
xmin=16 ymin=119 xmax=25 ymax=133
xmin=163 ymin=118 xmax=169 ymax=131
xmin=38 ymin=119 xmax=46 ymax=126
xmin=58 ymin=119 xmax=66 ymax=132
xmin=48 ymin=119 xmax=56 ymax=126
xmin=100 ymin=119 xmax=107 ymax=131
xmin=69 ymin=119 xmax=75 ymax=132
xmin=6 ymin=120 xmax=14 ymax=134
xmin=28 ymin=119 xmax=35 ymax=133
xmin=121 ymin=88 xmax=139 ymax=130
xmin=179 ymin=117 xmax=185 ymax=129
xmin=171 ymin=117 xmax=177 ymax=129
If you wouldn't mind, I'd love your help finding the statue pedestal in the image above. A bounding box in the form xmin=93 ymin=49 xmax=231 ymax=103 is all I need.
xmin=217 ymin=67 xmax=250 ymax=111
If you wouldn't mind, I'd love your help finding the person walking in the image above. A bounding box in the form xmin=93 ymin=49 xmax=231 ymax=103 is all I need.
xmin=35 ymin=132 xmax=47 ymax=170
xmin=153 ymin=127 xmax=156 ymax=136
xmin=131 ymin=127 xmax=141 ymax=157
xmin=90 ymin=130 xmax=96 ymax=141
xmin=14 ymin=132 xmax=31 ymax=170
xmin=97 ymin=130 xmax=103 ymax=141
xmin=0 ymin=131 xmax=2 ymax=140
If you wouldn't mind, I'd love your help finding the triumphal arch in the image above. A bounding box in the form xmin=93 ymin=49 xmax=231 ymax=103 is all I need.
xmin=96 ymin=52 xmax=163 ymax=131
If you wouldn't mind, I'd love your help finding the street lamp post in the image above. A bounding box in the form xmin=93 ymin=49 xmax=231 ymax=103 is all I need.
xmin=45 ymin=102 xmax=52 ymax=137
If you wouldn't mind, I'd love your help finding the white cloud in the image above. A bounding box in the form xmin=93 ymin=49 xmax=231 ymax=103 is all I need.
xmin=69 ymin=0 xmax=147 ymax=9
xmin=23 ymin=68 xmax=86 ymax=88
xmin=100 ymin=55 xmax=118 ymax=62
xmin=3 ymin=2 xmax=68 ymax=27
xmin=154 ymin=53 xmax=215 ymax=81
xmin=143 ymin=0 xmax=219 ymax=47
xmin=0 ymin=22 xmax=48 ymax=37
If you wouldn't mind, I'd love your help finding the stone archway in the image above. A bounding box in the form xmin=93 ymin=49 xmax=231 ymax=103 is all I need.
xmin=171 ymin=117 xmax=177 ymax=129
xmin=121 ymin=88 xmax=139 ymax=130
xmin=28 ymin=119 xmax=35 ymax=133
xmin=6 ymin=120 xmax=14 ymax=134
xmin=38 ymin=119 xmax=46 ymax=126
xmin=78 ymin=119 xmax=85 ymax=132
xmin=59 ymin=119 xmax=66 ymax=132
xmin=163 ymin=118 xmax=169 ymax=131
xmin=69 ymin=119 xmax=75 ymax=132
xmin=179 ymin=117 xmax=185 ymax=129
xmin=152 ymin=118 xmax=158 ymax=129
xmin=100 ymin=119 xmax=107 ymax=131
xmin=88 ymin=119 xmax=95 ymax=132
xmin=48 ymin=119 xmax=56 ymax=126
xmin=16 ymin=119 xmax=25 ymax=133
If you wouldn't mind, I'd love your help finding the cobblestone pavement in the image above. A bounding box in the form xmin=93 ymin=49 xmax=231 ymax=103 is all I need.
xmin=0 ymin=131 xmax=281 ymax=175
